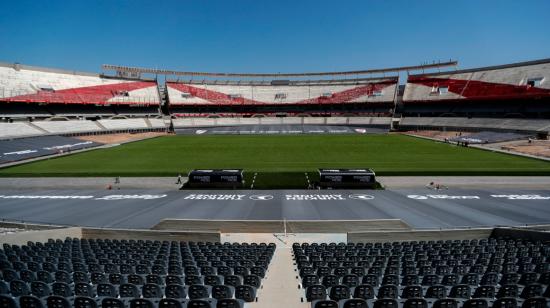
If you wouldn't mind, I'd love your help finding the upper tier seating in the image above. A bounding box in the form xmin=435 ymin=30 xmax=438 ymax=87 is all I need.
xmin=0 ymin=63 xmax=160 ymax=106
xmin=167 ymin=78 xmax=398 ymax=106
xmin=403 ymin=59 xmax=550 ymax=103
xmin=294 ymin=239 xmax=550 ymax=308
xmin=0 ymin=239 xmax=276 ymax=308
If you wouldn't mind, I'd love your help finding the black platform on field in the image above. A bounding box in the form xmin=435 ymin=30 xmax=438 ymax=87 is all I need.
xmin=0 ymin=136 xmax=103 ymax=164
xmin=318 ymin=168 xmax=376 ymax=188
xmin=185 ymin=169 xmax=244 ymax=188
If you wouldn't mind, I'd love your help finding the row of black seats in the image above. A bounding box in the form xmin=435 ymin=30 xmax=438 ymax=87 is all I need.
xmin=310 ymin=297 xmax=548 ymax=308
xmin=300 ymin=272 xmax=550 ymax=288
xmin=0 ymin=294 xmax=245 ymax=308
xmin=304 ymin=283 xmax=550 ymax=302
xmin=0 ymin=259 xmax=271 ymax=274
xmin=0 ymin=267 xmax=266 ymax=284
xmin=1 ymin=280 xmax=258 ymax=301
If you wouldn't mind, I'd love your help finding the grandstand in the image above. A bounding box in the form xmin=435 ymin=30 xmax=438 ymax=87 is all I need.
xmin=0 ymin=62 xmax=161 ymax=120
xmin=166 ymin=78 xmax=398 ymax=116
xmin=400 ymin=58 xmax=550 ymax=118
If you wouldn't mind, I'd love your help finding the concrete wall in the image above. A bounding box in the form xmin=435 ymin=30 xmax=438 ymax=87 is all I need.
xmin=81 ymin=227 xmax=219 ymax=242
xmin=0 ymin=227 xmax=82 ymax=245
xmin=348 ymin=228 xmax=493 ymax=243
xmin=171 ymin=116 xmax=391 ymax=128
xmin=153 ymin=219 xmax=410 ymax=233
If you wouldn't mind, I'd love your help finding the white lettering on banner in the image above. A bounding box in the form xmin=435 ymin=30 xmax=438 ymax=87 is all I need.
xmin=408 ymin=194 xmax=480 ymax=200
xmin=285 ymin=194 xmax=345 ymax=201
xmin=491 ymin=194 xmax=550 ymax=200
xmin=43 ymin=141 xmax=93 ymax=150
xmin=184 ymin=194 xmax=245 ymax=201
xmin=348 ymin=194 xmax=375 ymax=200
xmin=0 ymin=195 xmax=94 ymax=199
xmin=249 ymin=195 xmax=274 ymax=201
xmin=95 ymin=194 xmax=167 ymax=200
xmin=4 ymin=150 xmax=38 ymax=155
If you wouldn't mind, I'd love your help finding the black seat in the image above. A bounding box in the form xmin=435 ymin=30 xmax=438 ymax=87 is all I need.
xmin=0 ymin=295 xmax=17 ymax=308
xmin=0 ymin=281 xmax=9 ymax=294
xmin=341 ymin=274 xmax=359 ymax=288
xmin=127 ymin=274 xmax=144 ymax=285
xmin=425 ymin=285 xmax=447 ymax=299
xmin=481 ymin=273 xmax=499 ymax=285
xmin=224 ymin=275 xmax=242 ymax=287
xmin=313 ymin=300 xmax=339 ymax=308
xmin=306 ymin=285 xmax=327 ymax=302
xmin=188 ymin=284 xmax=210 ymax=300
xmin=119 ymin=283 xmax=140 ymax=298
xmin=46 ymin=295 xmax=71 ymax=308
xmin=463 ymin=299 xmax=489 ymax=308
xmin=520 ymin=284 xmax=543 ymax=299
xmin=211 ymin=285 xmax=234 ymax=300
xmin=353 ymin=284 xmax=374 ymax=300
xmin=216 ymin=299 xmax=243 ymax=308
xmin=89 ymin=272 xmax=106 ymax=285
xmin=342 ymin=298 xmax=368 ymax=308
xmin=432 ymin=299 xmax=458 ymax=308
xmin=30 ymin=281 xmax=51 ymax=298
xmin=73 ymin=296 xmax=98 ymax=308
xmin=328 ymin=284 xmax=350 ymax=301
xmin=158 ymin=298 xmax=183 ymax=308
xmin=421 ymin=274 xmax=440 ymax=286
xmin=96 ymin=283 xmax=117 ymax=297
xmin=404 ymin=298 xmax=428 ymax=308
xmin=142 ymin=283 xmax=163 ymax=298
xmin=401 ymin=285 xmax=423 ymax=298
xmin=165 ymin=275 xmax=183 ymax=286
xmin=492 ymin=297 xmax=518 ymax=308
xmin=187 ymin=299 xmax=214 ymax=308
xmin=462 ymin=273 xmax=480 ymax=285
xmin=243 ymin=275 xmax=261 ymax=288
xmin=19 ymin=295 xmax=45 ymax=308
xmin=2 ymin=269 xmax=19 ymax=282
xmin=449 ymin=284 xmax=471 ymax=298
xmin=473 ymin=285 xmax=495 ymax=298
xmin=51 ymin=282 xmax=72 ymax=297
xmin=235 ymin=285 xmax=256 ymax=302
xmin=129 ymin=298 xmax=155 ymax=308
xmin=185 ymin=275 xmax=203 ymax=285
xmin=521 ymin=297 xmax=547 ymax=308
xmin=496 ymin=285 xmax=518 ymax=298
xmin=361 ymin=274 xmax=379 ymax=286
xmin=377 ymin=285 xmax=398 ymax=299
xmin=108 ymin=273 xmax=124 ymax=285
xmin=10 ymin=279 xmax=30 ymax=297
xmin=164 ymin=284 xmax=186 ymax=299
xmin=101 ymin=297 xmax=125 ymax=308
xmin=373 ymin=299 xmax=399 ymax=308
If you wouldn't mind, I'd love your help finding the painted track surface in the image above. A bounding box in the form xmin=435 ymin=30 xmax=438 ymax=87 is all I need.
xmin=0 ymin=188 xmax=549 ymax=229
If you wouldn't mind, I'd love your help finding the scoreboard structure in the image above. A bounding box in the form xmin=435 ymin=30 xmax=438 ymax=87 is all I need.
xmin=186 ymin=169 xmax=244 ymax=189
xmin=318 ymin=168 xmax=376 ymax=189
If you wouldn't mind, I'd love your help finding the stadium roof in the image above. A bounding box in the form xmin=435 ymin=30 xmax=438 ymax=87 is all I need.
xmin=102 ymin=61 xmax=458 ymax=78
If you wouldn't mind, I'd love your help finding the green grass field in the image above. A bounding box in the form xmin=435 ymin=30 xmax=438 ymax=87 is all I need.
xmin=1 ymin=134 xmax=550 ymax=177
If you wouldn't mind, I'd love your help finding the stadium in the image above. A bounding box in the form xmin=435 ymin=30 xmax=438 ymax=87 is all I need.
xmin=1 ymin=2 xmax=550 ymax=308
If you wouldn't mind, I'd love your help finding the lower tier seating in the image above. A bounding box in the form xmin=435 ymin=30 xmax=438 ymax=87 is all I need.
xmin=293 ymin=239 xmax=550 ymax=308
xmin=0 ymin=239 xmax=276 ymax=308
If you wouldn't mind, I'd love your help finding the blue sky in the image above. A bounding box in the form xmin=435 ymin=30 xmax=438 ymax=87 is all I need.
xmin=0 ymin=0 xmax=549 ymax=75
